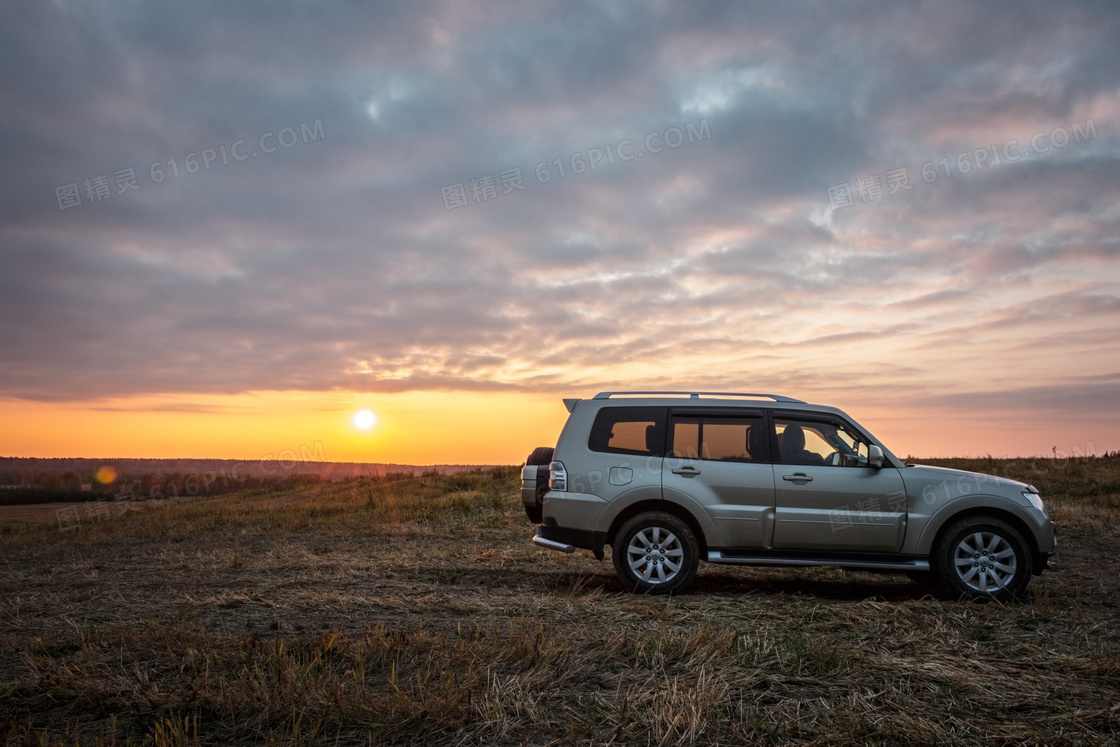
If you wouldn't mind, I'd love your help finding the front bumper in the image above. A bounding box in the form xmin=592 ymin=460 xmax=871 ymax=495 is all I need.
xmin=1041 ymin=525 xmax=1058 ymax=573
xmin=1042 ymin=530 xmax=1057 ymax=572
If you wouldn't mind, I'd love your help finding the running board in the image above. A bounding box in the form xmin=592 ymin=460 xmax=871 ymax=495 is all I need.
xmin=707 ymin=551 xmax=929 ymax=572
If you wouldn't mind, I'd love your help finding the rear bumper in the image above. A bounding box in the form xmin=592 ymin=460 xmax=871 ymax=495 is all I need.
xmin=532 ymin=523 xmax=607 ymax=559
xmin=532 ymin=529 xmax=574 ymax=553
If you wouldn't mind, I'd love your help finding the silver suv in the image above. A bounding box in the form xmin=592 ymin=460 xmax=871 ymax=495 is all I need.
xmin=522 ymin=391 xmax=1057 ymax=600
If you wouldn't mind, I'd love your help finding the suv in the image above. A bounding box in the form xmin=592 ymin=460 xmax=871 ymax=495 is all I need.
xmin=522 ymin=391 xmax=1056 ymax=600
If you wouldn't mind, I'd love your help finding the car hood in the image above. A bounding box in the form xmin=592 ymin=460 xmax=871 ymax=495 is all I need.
xmin=902 ymin=464 xmax=1032 ymax=496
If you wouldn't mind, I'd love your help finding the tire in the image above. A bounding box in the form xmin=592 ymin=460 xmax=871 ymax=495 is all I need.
xmin=932 ymin=516 xmax=1032 ymax=602
xmin=612 ymin=512 xmax=700 ymax=594
xmin=526 ymin=447 xmax=554 ymax=466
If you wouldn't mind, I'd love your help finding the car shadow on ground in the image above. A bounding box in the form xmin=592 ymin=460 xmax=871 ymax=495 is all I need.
xmin=527 ymin=566 xmax=957 ymax=603
xmin=689 ymin=570 xmax=951 ymax=602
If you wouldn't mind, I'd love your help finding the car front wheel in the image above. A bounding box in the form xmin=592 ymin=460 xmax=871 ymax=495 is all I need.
xmin=612 ymin=512 xmax=699 ymax=594
xmin=933 ymin=516 xmax=1032 ymax=601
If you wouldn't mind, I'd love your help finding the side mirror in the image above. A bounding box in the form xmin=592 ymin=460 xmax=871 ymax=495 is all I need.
xmin=868 ymin=445 xmax=885 ymax=469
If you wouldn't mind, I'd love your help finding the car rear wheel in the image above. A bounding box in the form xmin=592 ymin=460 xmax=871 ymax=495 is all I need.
xmin=933 ymin=516 xmax=1031 ymax=601
xmin=612 ymin=512 xmax=699 ymax=594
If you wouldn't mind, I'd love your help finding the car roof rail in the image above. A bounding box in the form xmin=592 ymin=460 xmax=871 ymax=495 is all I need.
xmin=592 ymin=391 xmax=805 ymax=404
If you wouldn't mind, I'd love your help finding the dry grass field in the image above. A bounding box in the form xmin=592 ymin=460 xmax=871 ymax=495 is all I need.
xmin=1 ymin=457 xmax=1118 ymax=745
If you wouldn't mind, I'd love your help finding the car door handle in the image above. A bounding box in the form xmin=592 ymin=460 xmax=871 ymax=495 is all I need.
xmin=672 ymin=466 xmax=701 ymax=477
xmin=782 ymin=473 xmax=813 ymax=484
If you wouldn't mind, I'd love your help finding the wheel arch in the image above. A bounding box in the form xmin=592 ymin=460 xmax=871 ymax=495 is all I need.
xmin=924 ymin=505 xmax=1041 ymax=573
xmin=606 ymin=499 xmax=709 ymax=555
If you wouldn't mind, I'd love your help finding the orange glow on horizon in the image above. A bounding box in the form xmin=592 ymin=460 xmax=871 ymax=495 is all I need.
xmin=0 ymin=388 xmax=1115 ymax=464
xmin=0 ymin=390 xmax=572 ymax=465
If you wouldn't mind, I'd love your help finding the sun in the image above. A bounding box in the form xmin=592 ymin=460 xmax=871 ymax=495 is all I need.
xmin=352 ymin=409 xmax=377 ymax=430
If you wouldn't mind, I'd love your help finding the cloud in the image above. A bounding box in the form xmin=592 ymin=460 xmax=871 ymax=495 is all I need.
xmin=909 ymin=373 xmax=1120 ymax=414
xmin=0 ymin=0 xmax=1116 ymax=445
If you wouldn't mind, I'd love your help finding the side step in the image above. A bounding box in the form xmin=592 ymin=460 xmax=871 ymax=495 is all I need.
xmin=707 ymin=551 xmax=929 ymax=572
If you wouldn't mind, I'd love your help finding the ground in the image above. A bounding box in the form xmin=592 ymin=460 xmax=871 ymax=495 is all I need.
xmin=1 ymin=459 xmax=1118 ymax=745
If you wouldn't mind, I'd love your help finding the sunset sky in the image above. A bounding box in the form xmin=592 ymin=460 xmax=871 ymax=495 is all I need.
xmin=1 ymin=1 xmax=1118 ymax=464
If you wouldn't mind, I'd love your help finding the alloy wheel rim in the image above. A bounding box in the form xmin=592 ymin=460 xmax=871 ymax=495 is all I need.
xmin=626 ymin=526 xmax=685 ymax=584
xmin=953 ymin=530 xmax=1017 ymax=593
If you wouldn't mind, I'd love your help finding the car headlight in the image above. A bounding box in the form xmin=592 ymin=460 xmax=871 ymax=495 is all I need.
xmin=1022 ymin=489 xmax=1046 ymax=514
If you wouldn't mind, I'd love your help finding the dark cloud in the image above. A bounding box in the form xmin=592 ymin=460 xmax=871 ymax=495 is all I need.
xmin=909 ymin=374 xmax=1120 ymax=415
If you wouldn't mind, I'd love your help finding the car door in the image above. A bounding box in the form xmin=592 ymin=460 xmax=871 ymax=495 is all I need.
xmin=661 ymin=408 xmax=776 ymax=550
xmin=770 ymin=413 xmax=907 ymax=553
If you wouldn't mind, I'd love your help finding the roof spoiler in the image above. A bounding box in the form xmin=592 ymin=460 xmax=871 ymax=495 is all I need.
xmin=562 ymin=398 xmax=581 ymax=413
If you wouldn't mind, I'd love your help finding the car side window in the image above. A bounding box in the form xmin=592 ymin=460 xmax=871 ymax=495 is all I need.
xmin=587 ymin=406 xmax=666 ymax=456
xmin=775 ymin=417 xmax=870 ymax=467
xmin=670 ymin=415 xmax=767 ymax=463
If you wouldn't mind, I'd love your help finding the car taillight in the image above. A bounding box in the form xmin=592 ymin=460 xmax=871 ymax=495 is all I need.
xmin=549 ymin=460 xmax=567 ymax=491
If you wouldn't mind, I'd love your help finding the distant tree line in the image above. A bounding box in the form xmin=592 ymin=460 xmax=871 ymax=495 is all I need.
xmin=0 ymin=469 xmax=324 ymax=506
xmin=0 ymin=457 xmax=498 ymax=505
